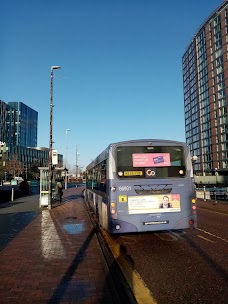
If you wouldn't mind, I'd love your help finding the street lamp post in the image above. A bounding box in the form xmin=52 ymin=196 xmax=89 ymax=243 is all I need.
xmin=214 ymin=168 xmax=218 ymax=204
xmin=191 ymin=155 xmax=198 ymax=176
xmin=76 ymin=146 xmax=79 ymax=181
xmin=48 ymin=65 xmax=61 ymax=210
xmin=65 ymin=129 xmax=71 ymax=189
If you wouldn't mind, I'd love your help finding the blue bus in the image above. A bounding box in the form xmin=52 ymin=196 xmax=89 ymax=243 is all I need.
xmin=85 ymin=139 xmax=197 ymax=234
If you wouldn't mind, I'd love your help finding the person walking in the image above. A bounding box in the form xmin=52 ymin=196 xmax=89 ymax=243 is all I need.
xmin=55 ymin=180 xmax=63 ymax=203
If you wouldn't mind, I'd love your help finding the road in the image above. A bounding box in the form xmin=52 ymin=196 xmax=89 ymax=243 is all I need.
xmin=108 ymin=207 xmax=228 ymax=304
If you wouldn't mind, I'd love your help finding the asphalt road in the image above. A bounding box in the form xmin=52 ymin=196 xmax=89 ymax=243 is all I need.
xmin=110 ymin=207 xmax=228 ymax=304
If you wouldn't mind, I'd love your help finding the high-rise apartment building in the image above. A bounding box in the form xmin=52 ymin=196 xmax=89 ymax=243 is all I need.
xmin=183 ymin=1 xmax=228 ymax=176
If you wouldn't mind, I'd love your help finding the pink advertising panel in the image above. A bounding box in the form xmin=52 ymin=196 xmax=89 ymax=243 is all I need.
xmin=132 ymin=153 xmax=171 ymax=167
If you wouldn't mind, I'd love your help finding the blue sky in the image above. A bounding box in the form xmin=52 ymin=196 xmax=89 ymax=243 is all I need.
xmin=0 ymin=0 xmax=224 ymax=171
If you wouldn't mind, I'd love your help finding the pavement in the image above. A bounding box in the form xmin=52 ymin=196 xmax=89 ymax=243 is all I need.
xmin=0 ymin=187 xmax=133 ymax=304
xmin=0 ymin=188 xmax=227 ymax=304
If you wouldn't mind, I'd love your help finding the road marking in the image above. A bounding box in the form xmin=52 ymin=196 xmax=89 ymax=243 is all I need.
xmin=102 ymin=229 xmax=157 ymax=304
xmin=198 ymin=207 xmax=228 ymax=216
xmin=196 ymin=228 xmax=228 ymax=243
xmin=197 ymin=235 xmax=215 ymax=243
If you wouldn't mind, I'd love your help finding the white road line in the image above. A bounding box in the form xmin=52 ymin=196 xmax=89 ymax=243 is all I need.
xmin=196 ymin=228 xmax=228 ymax=243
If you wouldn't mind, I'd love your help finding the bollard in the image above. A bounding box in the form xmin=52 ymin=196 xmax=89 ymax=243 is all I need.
xmin=203 ymin=186 xmax=206 ymax=201
xmin=11 ymin=187 xmax=14 ymax=201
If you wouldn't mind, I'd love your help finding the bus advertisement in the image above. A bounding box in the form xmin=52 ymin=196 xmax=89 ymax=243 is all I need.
xmin=85 ymin=139 xmax=197 ymax=234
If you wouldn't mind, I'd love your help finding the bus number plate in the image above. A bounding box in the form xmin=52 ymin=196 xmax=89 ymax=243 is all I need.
xmin=119 ymin=186 xmax=131 ymax=191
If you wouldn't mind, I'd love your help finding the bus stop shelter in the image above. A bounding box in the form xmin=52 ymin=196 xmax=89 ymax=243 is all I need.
xmin=38 ymin=167 xmax=66 ymax=208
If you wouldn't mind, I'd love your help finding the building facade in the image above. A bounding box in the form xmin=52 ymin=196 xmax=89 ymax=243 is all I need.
xmin=0 ymin=100 xmax=10 ymax=144
xmin=183 ymin=1 xmax=228 ymax=176
xmin=8 ymin=101 xmax=38 ymax=147
xmin=0 ymin=100 xmax=63 ymax=178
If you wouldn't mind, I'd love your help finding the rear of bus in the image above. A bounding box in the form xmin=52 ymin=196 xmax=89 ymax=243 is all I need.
xmin=107 ymin=140 xmax=197 ymax=234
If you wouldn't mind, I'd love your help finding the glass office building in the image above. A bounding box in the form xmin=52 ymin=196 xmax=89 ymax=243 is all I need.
xmin=0 ymin=100 xmax=63 ymax=172
xmin=183 ymin=1 xmax=228 ymax=176
xmin=0 ymin=100 xmax=10 ymax=144
xmin=8 ymin=102 xmax=38 ymax=147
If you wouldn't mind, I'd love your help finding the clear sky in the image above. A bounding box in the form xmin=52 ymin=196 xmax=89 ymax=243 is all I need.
xmin=0 ymin=0 xmax=224 ymax=172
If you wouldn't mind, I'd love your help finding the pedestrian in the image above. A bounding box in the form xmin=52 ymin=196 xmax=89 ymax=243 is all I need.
xmin=19 ymin=179 xmax=29 ymax=195
xmin=55 ymin=181 xmax=63 ymax=203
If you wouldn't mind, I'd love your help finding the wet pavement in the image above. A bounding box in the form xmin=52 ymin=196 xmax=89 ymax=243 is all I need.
xmin=0 ymin=187 xmax=128 ymax=303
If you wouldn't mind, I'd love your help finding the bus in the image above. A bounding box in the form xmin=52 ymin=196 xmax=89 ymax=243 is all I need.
xmin=85 ymin=139 xmax=197 ymax=234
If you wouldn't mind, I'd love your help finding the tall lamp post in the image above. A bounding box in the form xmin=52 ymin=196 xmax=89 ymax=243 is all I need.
xmin=214 ymin=167 xmax=218 ymax=204
xmin=76 ymin=145 xmax=79 ymax=181
xmin=48 ymin=65 xmax=61 ymax=210
xmin=65 ymin=129 xmax=71 ymax=189
xmin=191 ymin=155 xmax=198 ymax=176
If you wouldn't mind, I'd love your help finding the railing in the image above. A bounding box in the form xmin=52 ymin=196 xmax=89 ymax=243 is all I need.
xmin=194 ymin=175 xmax=228 ymax=186
xmin=196 ymin=188 xmax=228 ymax=201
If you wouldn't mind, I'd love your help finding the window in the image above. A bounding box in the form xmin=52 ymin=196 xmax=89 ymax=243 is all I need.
xmin=86 ymin=160 xmax=107 ymax=196
xmin=116 ymin=146 xmax=186 ymax=178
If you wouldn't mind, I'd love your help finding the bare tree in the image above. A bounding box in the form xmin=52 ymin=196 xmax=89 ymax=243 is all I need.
xmin=5 ymin=154 xmax=24 ymax=177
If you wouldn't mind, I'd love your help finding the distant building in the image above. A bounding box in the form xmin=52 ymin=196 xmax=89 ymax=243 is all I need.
xmin=0 ymin=100 xmax=9 ymax=143
xmin=183 ymin=1 xmax=228 ymax=176
xmin=8 ymin=101 xmax=38 ymax=147
xmin=0 ymin=100 xmax=63 ymax=174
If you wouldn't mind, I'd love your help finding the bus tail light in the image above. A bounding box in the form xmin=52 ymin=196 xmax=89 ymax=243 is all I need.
xmin=110 ymin=202 xmax=117 ymax=218
xmin=189 ymin=219 xmax=194 ymax=225
xmin=191 ymin=198 xmax=197 ymax=215
xmin=192 ymin=207 xmax=197 ymax=214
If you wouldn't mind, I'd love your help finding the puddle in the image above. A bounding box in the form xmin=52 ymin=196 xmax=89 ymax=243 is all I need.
xmin=63 ymin=223 xmax=84 ymax=234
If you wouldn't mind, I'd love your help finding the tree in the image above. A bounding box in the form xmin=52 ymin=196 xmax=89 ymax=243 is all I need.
xmin=0 ymin=160 xmax=6 ymax=180
xmin=28 ymin=160 xmax=42 ymax=179
xmin=5 ymin=154 xmax=24 ymax=178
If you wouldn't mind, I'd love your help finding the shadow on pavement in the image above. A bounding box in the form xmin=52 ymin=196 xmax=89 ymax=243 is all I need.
xmin=0 ymin=211 xmax=40 ymax=251
xmin=47 ymin=227 xmax=96 ymax=304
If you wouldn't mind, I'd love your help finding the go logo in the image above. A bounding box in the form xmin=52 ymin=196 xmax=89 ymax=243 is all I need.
xmin=146 ymin=169 xmax=156 ymax=177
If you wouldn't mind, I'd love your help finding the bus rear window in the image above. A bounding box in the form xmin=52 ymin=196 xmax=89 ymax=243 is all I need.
xmin=116 ymin=145 xmax=186 ymax=178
